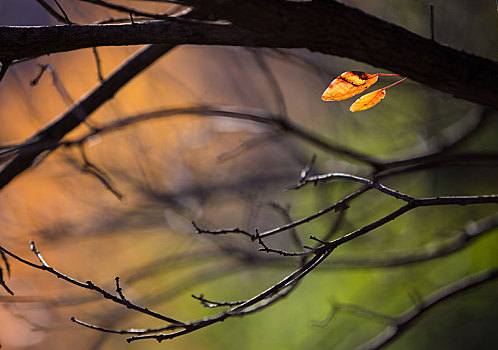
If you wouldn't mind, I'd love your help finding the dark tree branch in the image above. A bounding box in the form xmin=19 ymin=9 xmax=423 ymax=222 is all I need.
xmin=35 ymin=0 xmax=72 ymax=24
xmin=79 ymin=143 xmax=124 ymax=200
xmin=0 ymin=241 xmax=185 ymax=325
xmin=127 ymin=249 xmax=331 ymax=342
xmin=191 ymin=294 xmax=245 ymax=308
xmin=358 ymin=268 xmax=498 ymax=350
xmin=326 ymin=213 xmax=498 ymax=268
xmin=0 ymin=266 xmax=14 ymax=295
xmin=56 ymin=106 xmax=380 ymax=166
xmin=321 ymin=195 xmax=498 ymax=252
xmin=0 ymin=44 xmax=174 ymax=190
xmin=78 ymin=0 xmax=180 ymax=22
xmin=192 ymin=221 xmax=254 ymax=239
xmin=91 ymin=47 xmax=104 ymax=82
xmin=2 ymin=1 xmax=497 ymax=109
xmin=189 ymin=0 xmax=498 ymax=110
xmin=0 ymin=59 xmax=11 ymax=84
xmin=291 ymin=172 xmax=413 ymax=202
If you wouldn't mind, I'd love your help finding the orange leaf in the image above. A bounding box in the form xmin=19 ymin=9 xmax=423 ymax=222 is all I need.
xmin=349 ymin=89 xmax=386 ymax=112
xmin=321 ymin=71 xmax=378 ymax=101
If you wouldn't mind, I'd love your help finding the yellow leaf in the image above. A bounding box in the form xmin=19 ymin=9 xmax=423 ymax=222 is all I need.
xmin=321 ymin=71 xmax=378 ymax=101
xmin=349 ymin=89 xmax=386 ymax=112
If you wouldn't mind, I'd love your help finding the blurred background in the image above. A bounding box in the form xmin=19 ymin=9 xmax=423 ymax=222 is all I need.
xmin=0 ymin=1 xmax=497 ymax=349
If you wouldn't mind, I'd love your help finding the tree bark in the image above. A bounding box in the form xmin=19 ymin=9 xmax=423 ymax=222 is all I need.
xmin=1 ymin=0 xmax=496 ymax=110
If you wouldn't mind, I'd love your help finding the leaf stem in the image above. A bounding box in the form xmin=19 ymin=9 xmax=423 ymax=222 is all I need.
xmin=373 ymin=73 xmax=403 ymax=77
xmin=382 ymin=77 xmax=408 ymax=90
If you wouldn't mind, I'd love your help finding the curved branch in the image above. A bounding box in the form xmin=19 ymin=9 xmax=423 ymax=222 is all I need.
xmin=2 ymin=1 xmax=497 ymax=109
xmin=358 ymin=268 xmax=498 ymax=350
xmin=0 ymin=44 xmax=174 ymax=190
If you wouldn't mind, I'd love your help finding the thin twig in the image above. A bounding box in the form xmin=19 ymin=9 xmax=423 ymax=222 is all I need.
xmin=249 ymin=49 xmax=288 ymax=118
xmin=258 ymin=186 xmax=369 ymax=239
xmin=79 ymin=143 xmax=124 ymax=200
xmin=315 ymin=300 xmax=395 ymax=327
xmin=115 ymin=277 xmax=127 ymax=301
xmin=267 ymin=201 xmax=303 ymax=249
xmin=290 ymin=172 xmax=413 ymax=202
xmin=191 ymin=294 xmax=245 ymax=308
xmin=0 ymin=267 xmax=14 ymax=295
xmin=79 ymin=0 xmax=177 ymax=22
xmin=53 ymin=0 xmax=71 ymax=24
xmin=92 ymin=47 xmax=104 ymax=82
xmin=58 ymin=106 xmax=381 ymax=167
xmin=0 ymin=242 xmax=185 ymax=325
xmin=0 ymin=250 xmax=10 ymax=277
xmin=192 ymin=221 xmax=254 ymax=239
xmin=429 ymin=3 xmax=435 ymax=41
xmin=34 ymin=0 xmax=71 ymax=24
xmin=30 ymin=64 xmax=52 ymax=86
xmin=71 ymin=317 xmax=181 ymax=335
xmin=0 ymin=44 xmax=175 ymax=191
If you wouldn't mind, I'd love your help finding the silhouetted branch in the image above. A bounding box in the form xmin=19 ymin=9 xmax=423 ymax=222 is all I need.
xmin=0 ymin=59 xmax=11 ymax=84
xmin=0 ymin=43 xmax=174 ymax=191
xmin=70 ymin=317 xmax=178 ymax=335
xmin=59 ymin=106 xmax=380 ymax=166
xmin=258 ymin=186 xmax=368 ymax=239
xmin=267 ymin=201 xmax=303 ymax=249
xmin=35 ymin=0 xmax=72 ymax=24
xmin=2 ymin=1 xmax=498 ymax=109
xmin=249 ymin=48 xmax=288 ymax=118
xmin=79 ymin=143 xmax=124 ymax=200
xmin=291 ymin=172 xmax=413 ymax=202
xmin=0 ymin=266 xmax=13 ymax=295
xmin=192 ymin=221 xmax=254 ymax=239
xmin=315 ymin=299 xmax=395 ymax=328
xmin=92 ymin=47 xmax=104 ymax=82
xmin=326 ymin=214 xmax=498 ymax=268
xmin=0 ymin=241 xmax=185 ymax=325
xmin=191 ymin=294 xmax=244 ymax=308
xmin=358 ymin=268 xmax=498 ymax=350
xmin=79 ymin=0 xmax=183 ymax=22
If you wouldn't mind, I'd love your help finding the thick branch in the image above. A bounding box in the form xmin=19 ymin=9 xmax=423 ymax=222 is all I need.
xmin=0 ymin=44 xmax=173 ymax=190
xmin=2 ymin=1 xmax=498 ymax=109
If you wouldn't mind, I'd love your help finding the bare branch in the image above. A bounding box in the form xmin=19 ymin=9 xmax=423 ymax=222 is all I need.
xmin=358 ymin=268 xmax=498 ymax=350
xmin=258 ymin=186 xmax=368 ymax=239
xmin=191 ymin=294 xmax=245 ymax=308
xmin=0 ymin=44 xmax=174 ymax=191
xmin=322 ymin=194 xmax=498 ymax=252
xmin=249 ymin=48 xmax=288 ymax=118
xmin=192 ymin=221 xmax=254 ymax=239
xmin=0 ymin=60 xmax=11 ymax=84
xmin=291 ymin=172 xmax=413 ymax=202
xmin=1 ymin=1 xmax=498 ymax=109
xmin=326 ymin=214 xmax=498 ymax=268
xmin=78 ymin=0 xmax=181 ymax=22
xmin=35 ymin=0 xmax=72 ymax=24
xmin=1 ymin=242 xmax=185 ymax=325
xmin=0 ymin=267 xmax=14 ymax=295
xmin=92 ymin=47 xmax=104 ymax=82
xmin=70 ymin=317 xmax=180 ymax=335
xmin=79 ymin=143 xmax=124 ymax=200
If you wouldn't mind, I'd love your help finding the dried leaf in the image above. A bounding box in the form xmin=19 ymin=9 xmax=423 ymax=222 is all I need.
xmin=349 ymin=89 xmax=386 ymax=112
xmin=321 ymin=71 xmax=378 ymax=101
